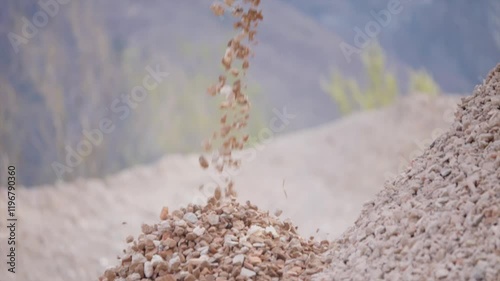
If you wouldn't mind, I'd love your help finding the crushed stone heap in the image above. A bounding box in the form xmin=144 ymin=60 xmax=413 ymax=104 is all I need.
xmin=314 ymin=64 xmax=500 ymax=280
xmin=99 ymin=192 xmax=330 ymax=281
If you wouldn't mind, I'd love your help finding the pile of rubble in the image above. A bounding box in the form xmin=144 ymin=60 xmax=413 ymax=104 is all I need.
xmin=99 ymin=192 xmax=330 ymax=281
xmin=314 ymin=65 xmax=500 ymax=280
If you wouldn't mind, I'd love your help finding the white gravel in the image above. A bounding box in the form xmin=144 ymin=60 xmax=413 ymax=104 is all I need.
xmin=314 ymin=64 xmax=500 ymax=280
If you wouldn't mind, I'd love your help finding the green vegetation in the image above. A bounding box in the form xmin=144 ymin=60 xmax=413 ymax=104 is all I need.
xmin=409 ymin=69 xmax=440 ymax=96
xmin=322 ymin=43 xmax=441 ymax=116
xmin=321 ymin=43 xmax=398 ymax=115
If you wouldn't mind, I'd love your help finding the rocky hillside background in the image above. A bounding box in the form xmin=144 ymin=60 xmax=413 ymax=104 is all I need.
xmin=287 ymin=0 xmax=500 ymax=93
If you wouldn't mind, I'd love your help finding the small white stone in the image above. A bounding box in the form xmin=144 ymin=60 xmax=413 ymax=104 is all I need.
xmin=183 ymin=212 xmax=198 ymax=224
xmin=240 ymin=246 xmax=249 ymax=254
xmin=240 ymin=267 xmax=256 ymax=278
xmin=265 ymin=226 xmax=279 ymax=238
xmin=144 ymin=261 xmax=153 ymax=278
xmin=158 ymin=221 xmax=171 ymax=232
xmin=247 ymin=225 xmax=264 ymax=236
xmin=440 ymin=169 xmax=452 ymax=177
xmin=198 ymin=246 xmax=209 ymax=255
xmin=175 ymin=220 xmax=187 ymax=227
xmin=131 ymin=253 xmax=146 ymax=263
xmin=233 ymin=254 xmax=245 ymax=265
xmin=193 ymin=226 xmax=205 ymax=236
xmin=224 ymin=234 xmax=239 ymax=247
xmin=169 ymin=256 xmax=181 ymax=268
xmin=220 ymin=85 xmax=232 ymax=98
xmin=151 ymin=254 xmax=164 ymax=266
xmin=207 ymin=214 xmax=220 ymax=225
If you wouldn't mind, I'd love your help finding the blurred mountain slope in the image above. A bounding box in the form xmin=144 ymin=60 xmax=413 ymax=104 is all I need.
xmin=99 ymin=0 xmax=388 ymax=128
xmin=286 ymin=0 xmax=500 ymax=93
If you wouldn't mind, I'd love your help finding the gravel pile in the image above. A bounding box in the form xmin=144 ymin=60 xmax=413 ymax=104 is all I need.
xmin=98 ymin=3 xmax=330 ymax=280
xmin=314 ymin=64 xmax=500 ymax=280
xmin=99 ymin=191 xmax=330 ymax=281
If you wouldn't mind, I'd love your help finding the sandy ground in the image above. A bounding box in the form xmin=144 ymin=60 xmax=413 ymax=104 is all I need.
xmin=0 ymin=94 xmax=459 ymax=281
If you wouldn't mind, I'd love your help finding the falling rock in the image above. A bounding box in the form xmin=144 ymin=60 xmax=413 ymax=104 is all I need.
xmin=160 ymin=207 xmax=169 ymax=220
xmin=125 ymin=235 xmax=134 ymax=243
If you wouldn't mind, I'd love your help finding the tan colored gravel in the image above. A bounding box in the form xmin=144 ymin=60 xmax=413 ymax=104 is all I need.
xmin=99 ymin=196 xmax=330 ymax=281
xmin=314 ymin=64 xmax=500 ymax=281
